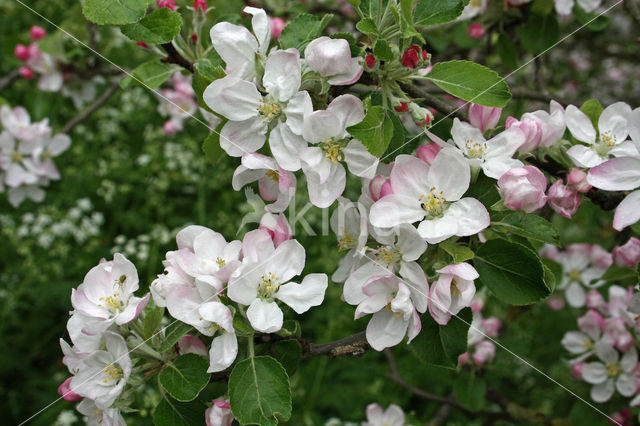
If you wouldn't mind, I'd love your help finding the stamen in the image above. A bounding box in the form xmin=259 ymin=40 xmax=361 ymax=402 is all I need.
xmin=464 ymin=139 xmax=487 ymax=159
xmin=257 ymin=272 xmax=281 ymax=300
xmin=419 ymin=187 xmax=447 ymax=218
xmin=321 ymin=139 xmax=343 ymax=164
xmin=257 ymin=99 xmax=281 ymax=123
xmin=265 ymin=169 xmax=279 ymax=182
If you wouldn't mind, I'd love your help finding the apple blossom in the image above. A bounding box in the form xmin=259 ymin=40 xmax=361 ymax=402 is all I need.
xmin=76 ymin=398 xmax=126 ymax=426
xmin=562 ymin=310 xmax=604 ymax=358
xmin=25 ymin=44 xmax=63 ymax=92
xmin=269 ymin=17 xmax=285 ymax=39
xmin=304 ymin=37 xmax=363 ymax=85
xmin=472 ymin=340 xmax=496 ymax=365
xmin=57 ymin=377 xmax=82 ymax=402
xmin=505 ymin=115 xmax=542 ymax=152
xmin=450 ymin=118 xmax=525 ymax=179
xmin=30 ymin=25 xmax=46 ymax=41
xmin=227 ymin=229 xmax=328 ymax=333
xmin=301 ymin=94 xmax=378 ymax=207
xmin=369 ymin=174 xmax=393 ymax=201
xmin=468 ymin=103 xmax=501 ymax=132
xmin=232 ymin=153 xmax=296 ymax=213
xmin=555 ymin=0 xmax=602 ymax=15
xmin=206 ymin=398 xmax=234 ymax=426
xmin=70 ymin=253 xmax=149 ymax=333
xmin=458 ymin=0 xmax=488 ymax=20
xmin=416 ymin=142 xmax=441 ymax=165
xmin=429 ymin=262 xmax=479 ymax=325
xmin=613 ymin=238 xmax=640 ymax=268
xmin=566 ymin=102 xmax=636 ymax=168
xmin=497 ymin=166 xmax=548 ymax=213
xmin=567 ymin=168 xmax=592 ymax=192
xmin=70 ymin=331 xmax=132 ymax=409
xmin=547 ymin=179 xmax=580 ymax=218
xmin=363 ymin=403 xmax=406 ymax=426
xmin=582 ymin=340 xmax=638 ymax=403
xmin=370 ymin=150 xmax=490 ymax=244
xmin=259 ymin=212 xmax=293 ymax=247
xmin=330 ymin=196 xmax=369 ymax=283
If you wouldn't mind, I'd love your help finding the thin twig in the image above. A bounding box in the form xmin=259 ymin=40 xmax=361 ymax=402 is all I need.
xmin=303 ymin=331 xmax=369 ymax=358
xmin=161 ymin=42 xmax=194 ymax=73
xmin=0 ymin=69 xmax=20 ymax=91
xmin=400 ymin=83 xmax=468 ymax=121
xmin=60 ymin=79 xmax=121 ymax=134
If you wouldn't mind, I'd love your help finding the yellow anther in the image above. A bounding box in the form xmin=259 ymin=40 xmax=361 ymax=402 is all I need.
xmin=606 ymin=363 xmax=620 ymax=377
xmin=601 ymin=132 xmax=618 ymax=147
xmin=569 ymin=269 xmax=581 ymax=281
xmin=216 ymin=257 xmax=226 ymax=268
xmin=420 ymin=188 xmax=446 ymax=218
xmin=583 ymin=338 xmax=593 ymax=350
xmin=99 ymin=295 xmax=125 ymax=313
xmin=257 ymin=99 xmax=281 ymax=123
xmin=103 ymin=363 xmax=122 ymax=383
xmin=322 ymin=140 xmax=343 ymax=164
xmin=266 ymin=169 xmax=279 ymax=182
xmin=465 ymin=139 xmax=486 ymax=159
xmin=258 ymin=272 xmax=281 ymax=300
xmin=374 ymin=245 xmax=401 ymax=267
xmin=11 ymin=151 xmax=23 ymax=163
xmin=451 ymin=279 xmax=460 ymax=297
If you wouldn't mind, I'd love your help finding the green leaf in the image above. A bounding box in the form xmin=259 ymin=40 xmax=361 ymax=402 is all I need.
xmin=356 ymin=18 xmax=378 ymax=35
xmin=497 ymin=33 xmax=518 ymax=71
xmin=531 ymin=0 xmax=554 ymax=15
xmin=373 ymin=40 xmax=393 ymax=62
xmin=574 ymin=4 xmax=610 ymax=31
xmin=464 ymin=171 xmax=501 ymax=207
xmin=414 ymin=0 xmax=467 ymax=27
xmin=143 ymin=299 xmax=165 ymax=340
xmin=440 ymin=307 xmax=472 ymax=362
xmin=474 ymin=239 xmax=550 ymax=305
xmin=202 ymin=121 xmax=227 ymax=165
xmin=346 ymin=106 xmax=393 ymax=157
xmin=121 ymin=61 xmax=178 ymax=89
xmin=159 ymin=354 xmax=210 ymax=402
xmin=153 ymin=394 xmax=205 ymax=426
xmin=408 ymin=308 xmax=471 ymax=367
xmin=517 ymin=14 xmax=559 ymax=55
xmin=580 ymin=99 xmax=603 ymax=132
xmin=120 ymin=8 xmax=183 ymax=44
xmin=228 ymin=356 xmax=292 ymax=425
xmin=279 ymin=14 xmax=333 ymax=52
xmin=597 ymin=265 xmax=639 ymax=284
xmin=276 ymin=320 xmax=302 ymax=338
xmin=491 ymin=213 xmax=560 ymax=246
xmin=454 ymin=372 xmax=486 ymax=410
xmin=272 ymin=340 xmax=302 ymax=376
xmin=542 ymin=258 xmax=562 ymax=293
xmin=439 ymin=239 xmax=474 ymax=263
xmin=386 ymin=110 xmax=413 ymax=155
xmin=193 ymin=59 xmax=226 ymax=112
xmin=82 ymin=0 xmax=152 ymax=25
xmin=424 ymin=60 xmax=511 ymax=108
xmin=158 ymin=322 xmax=194 ymax=353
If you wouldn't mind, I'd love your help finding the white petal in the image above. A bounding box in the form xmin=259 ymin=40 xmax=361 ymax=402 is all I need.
xmin=199 ymin=301 xmax=234 ymax=332
xmin=283 ymin=91 xmax=312 ymax=136
xmin=370 ymin=195 xmax=424 ymax=228
xmin=220 ymin=118 xmax=266 ymax=157
xmin=276 ymin=273 xmax=328 ymax=313
xmin=328 ymin=94 xmax=365 ymax=133
xmin=565 ymin=105 xmax=596 ymax=144
xmin=366 ymin=309 xmax=409 ymax=351
xmin=581 ymin=362 xmax=608 ymax=384
xmin=210 ymin=23 xmax=257 ymax=80
xmin=396 ymin=224 xmax=427 ymax=262
xmin=247 ymin=299 xmax=283 ymax=333
xmin=269 ymin=122 xmax=306 ymax=172
xmin=446 ymin=198 xmax=490 ymax=237
xmin=399 ymin=262 xmax=429 ymax=313
xmin=417 ymin=215 xmax=458 ymax=244
xmin=344 ymin=139 xmax=379 ymax=179
xmin=428 ymin=148 xmax=470 ymax=201
xmin=244 ymin=6 xmax=271 ymax=54
xmin=587 ymin=157 xmax=640 ymax=191
xmin=561 ymin=331 xmax=590 ymax=354
xmin=599 ymin=102 xmax=631 ymax=142
xmin=263 ymin=49 xmax=301 ymax=102
xmin=591 ymin=379 xmax=615 ymax=403
xmin=565 ymin=282 xmax=586 ymax=308
xmin=268 ymin=239 xmax=306 ymax=283
xmin=390 ymin=154 xmax=430 ymax=198
xmin=302 ymin=110 xmax=341 ymax=143
xmin=208 ymin=332 xmax=238 ymax=373
xmin=614 ymin=190 xmax=640 ymax=231
xmin=305 ymin=162 xmax=346 ymax=208
xmin=203 ymin=77 xmax=262 ymax=121
xmin=616 ymin=373 xmax=637 ymax=397
xmin=567 ymin=145 xmax=605 ymax=168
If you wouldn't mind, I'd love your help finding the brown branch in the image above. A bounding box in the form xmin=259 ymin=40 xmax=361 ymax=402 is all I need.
xmin=161 ymin=42 xmax=194 ymax=73
xmin=60 ymin=79 xmax=121 ymax=134
xmin=0 ymin=69 xmax=20 ymax=91
xmin=400 ymin=83 xmax=468 ymax=122
xmin=303 ymin=331 xmax=369 ymax=358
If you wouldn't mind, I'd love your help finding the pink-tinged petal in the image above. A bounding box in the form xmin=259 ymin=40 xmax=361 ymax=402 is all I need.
xmin=305 ymin=37 xmax=352 ymax=77
xmin=283 ymin=91 xmax=312 ymax=136
xmin=582 ymin=362 xmax=608 ymax=384
xmin=302 ymin=110 xmax=341 ymax=143
xmin=567 ymin=145 xmax=605 ymax=168
xmin=591 ymin=379 xmax=615 ymax=403
xmin=244 ymin=6 xmax=271 ymax=54
xmin=241 ymin=152 xmax=277 ymax=170
xmin=428 ymin=148 xmax=470 ymax=201
xmin=399 ymin=262 xmax=429 ymax=313
xmin=220 ymin=118 xmax=266 ymax=157
xmin=565 ymin=105 xmax=596 ymax=144
xmin=355 ymin=292 xmax=390 ymax=319
xmin=269 ymin=239 xmax=306 ymax=283
xmin=194 ymin=229 xmax=227 ymax=263
xmin=587 ymin=157 xmax=640 ymax=191
xmin=406 ymin=309 xmax=422 ymax=343
xmin=417 ymin=214 xmax=458 ymax=245
xmin=366 ymin=309 xmax=409 ymax=351
xmin=176 ymin=225 xmax=209 ymax=250
xmin=269 ymin=122 xmax=306 ymax=172
xmin=48 ymin=133 xmax=71 ymax=155
xmin=598 ymin=102 xmax=631 ymax=142
xmin=327 ymin=58 xmax=363 ymax=86
xmin=429 ymin=276 xmax=453 ymax=325
xmin=365 ymin=403 xmax=384 ymax=422
xmin=613 ymin=190 xmax=640 ymax=231
xmin=208 ymin=332 xmax=238 ymax=373
xmin=447 ymin=198 xmax=490 ymax=237
xmin=209 ymin=23 xmax=258 ymax=80
xmin=241 ymin=229 xmax=275 ymax=263
xmin=389 ymin=154 xmax=430 ymax=198
xmin=304 ymin=162 xmax=346 ymax=208
xmin=232 ymin=165 xmax=264 ymax=191
xmin=437 ymin=262 xmax=479 ymax=280
xmin=328 ymin=94 xmax=366 ymax=132
xmin=381 ymin=404 xmax=406 ymax=426
xmin=343 ymin=262 xmax=388 ymax=305
xmin=247 ymin=299 xmax=283 ymax=333
xmin=370 ymin=195 xmax=424 ymax=228
xmin=203 ymin=77 xmax=261 ymax=121
xmin=258 ymin=175 xmax=279 ymax=201
xmin=58 ymin=377 xmax=83 ymax=402
xmin=276 ymin=273 xmax=327 ymax=313
xmin=561 ymin=331 xmax=590 ymax=354
xmin=344 ymin=139 xmax=378 ymax=179
xmin=263 ymin=49 xmax=301 ymax=102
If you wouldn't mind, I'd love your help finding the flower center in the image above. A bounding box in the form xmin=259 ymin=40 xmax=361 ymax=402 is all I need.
xmin=569 ymin=269 xmax=581 ymax=281
xmin=216 ymin=257 xmax=226 ymax=268
xmin=99 ymin=291 xmax=125 ymax=314
xmin=338 ymin=230 xmax=356 ymax=251
xmin=582 ymin=338 xmax=593 ymax=350
xmin=465 ymin=139 xmax=486 ymax=159
xmin=257 ymin=272 xmax=281 ymax=300
xmin=257 ymin=99 xmax=281 ymax=123
xmin=102 ymin=363 xmax=122 ymax=383
xmin=321 ymin=139 xmax=344 ymax=164
xmin=601 ymin=131 xmax=617 ymax=147
xmin=470 ymin=0 xmax=481 ymax=7
xmin=451 ymin=279 xmax=460 ymax=297
xmin=374 ymin=245 xmax=402 ymax=268
xmin=419 ymin=187 xmax=447 ymax=218
xmin=11 ymin=151 xmax=23 ymax=163
xmin=208 ymin=323 xmax=220 ymax=334
xmin=265 ymin=169 xmax=279 ymax=182
xmin=606 ymin=363 xmax=620 ymax=377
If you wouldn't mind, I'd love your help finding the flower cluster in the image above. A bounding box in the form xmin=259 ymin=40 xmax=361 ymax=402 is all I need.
xmin=0 ymin=105 xmax=70 ymax=207
xmin=458 ymin=299 xmax=501 ymax=366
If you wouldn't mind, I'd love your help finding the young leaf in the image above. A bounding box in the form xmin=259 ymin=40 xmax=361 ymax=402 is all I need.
xmin=346 ymin=106 xmax=393 ymax=157
xmin=159 ymin=354 xmax=211 ymax=402
xmin=439 ymin=307 xmax=472 ymax=363
xmin=474 ymin=239 xmax=550 ymax=305
xmin=202 ymin=121 xmax=227 ymax=165
xmin=414 ymin=0 xmax=466 ymax=27
xmin=120 ymin=8 xmax=183 ymax=44
xmin=497 ymin=34 xmax=519 ymax=71
xmin=424 ymin=60 xmax=511 ymax=108
xmin=228 ymin=356 xmax=292 ymax=425
xmin=373 ymin=40 xmax=394 ymax=62
xmin=278 ymin=14 xmax=333 ymax=52
xmin=491 ymin=213 xmax=560 ymax=246
xmin=158 ymin=322 xmax=194 ymax=352
xmin=439 ymin=239 xmax=475 ymax=263
xmin=143 ymin=299 xmax=165 ymax=340
xmin=579 ymin=99 xmax=603 ymax=132
xmin=454 ymin=372 xmax=487 ymax=410
xmin=121 ymin=61 xmax=178 ymax=89
xmin=82 ymin=0 xmax=152 ymax=25
xmin=356 ymin=18 xmax=378 ymax=36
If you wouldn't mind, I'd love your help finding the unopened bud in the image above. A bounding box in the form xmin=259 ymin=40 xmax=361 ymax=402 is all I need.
xmin=467 ymin=23 xmax=484 ymax=39
xmin=364 ymin=54 xmax=376 ymax=70
xmin=14 ymin=44 xmax=30 ymax=61
xmin=18 ymin=67 xmax=34 ymax=79
xmin=30 ymin=26 xmax=46 ymax=41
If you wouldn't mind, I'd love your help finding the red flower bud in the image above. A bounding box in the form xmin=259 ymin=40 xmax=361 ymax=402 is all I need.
xmin=394 ymin=101 xmax=409 ymax=113
xmin=30 ymin=26 xmax=46 ymax=41
xmin=194 ymin=0 xmax=207 ymax=12
xmin=19 ymin=67 xmax=34 ymax=79
xmin=365 ymin=54 xmax=376 ymax=69
xmin=191 ymin=33 xmax=198 ymax=44
xmin=156 ymin=0 xmax=176 ymax=10
xmin=467 ymin=23 xmax=485 ymax=39
xmin=137 ymin=41 xmax=149 ymax=48
xmin=14 ymin=44 xmax=30 ymax=61
xmin=401 ymin=45 xmax=421 ymax=68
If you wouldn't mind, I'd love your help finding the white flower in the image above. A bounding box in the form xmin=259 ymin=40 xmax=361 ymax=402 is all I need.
xmin=70 ymin=331 xmax=131 ymax=409
xmin=330 ymin=197 xmax=369 ymax=283
xmin=304 ymin=37 xmax=363 ymax=86
xmin=429 ymin=263 xmax=479 ymax=325
xmin=227 ymin=229 xmax=328 ymax=333
xmin=566 ymin=102 xmax=636 ymax=168
xmin=76 ymin=398 xmax=126 ymax=426
xmin=369 ymin=150 xmax=490 ymax=244
xmin=582 ymin=340 xmax=638 ymax=403
xmin=555 ymin=0 xmax=602 ymax=16
xmin=450 ymin=118 xmax=525 ymax=179
xmin=363 ymin=403 xmax=406 ymax=426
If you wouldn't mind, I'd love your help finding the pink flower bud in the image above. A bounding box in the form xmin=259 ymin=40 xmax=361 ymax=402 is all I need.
xmin=205 ymin=398 xmax=234 ymax=426
xmin=194 ymin=0 xmax=207 ymax=12
xmin=470 ymin=299 xmax=484 ymax=312
xmin=304 ymin=37 xmax=363 ymax=85
xmin=567 ymin=168 xmax=591 ymax=193
xmin=613 ymin=237 xmax=640 ymax=268
xmin=58 ymin=377 xmax=82 ymax=402
xmin=394 ymin=101 xmax=409 ymax=112
xmin=472 ymin=341 xmax=496 ymax=365
xmin=157 ymin=0 xmax=176 ymax=10
xmin=498 ymin=166 xmax=548 ymax=213
xmin=609 ymin=409 xmax=631 ymax=426
xmin=571 ymin=362 xmax=585 ymax=380
xmin=469 ymin=103 xmax=501 ymax=132
xmin=585 ymin=290 xmax=605 ymax=309
xmin=547 ymin=180 xmax=580 ymax=219
xmin=364 ymin=53 xmax=377 ymax=69
xmin=578 ymin=309 xmax=605 ymax=334
xmin=590 ymin=244 xmax=612 ymax=270
xmin=467 ymin=23 xmax=485 ymax=39
xmin=409 ymin=102 xmax=433 ymax=126
xmin=18 ymin=67 xmax=34 ymax=79
xmin=546 ymin=295 xmax=565 ymax=311
xmin=259 ymin=213 xmax=293 ymax=248
xmin=163 ymin=120 xmax=180 ymax=135
xmin=178 ymin=335 xmax=208 ymax=357
xmin=369 ymin=175 xmax=391 ymax=201
xmin=14 ymin=44 xmax=30 ymax=61
xmin=417 ymin=143 xmax=441 ymax=165
xmin=270 ymin=17 xmax=285 ymax=39
xmin=401 ymin=45 xmax=421 ymax=68
xmin=30 ymin=26 xmax=46 ymax=41
xmin=458 ymin=352 xmax=470 ymax=365
xmin=482 ymin=317 xmax=502 ymax=337
xmin=506 ymin=115 xmax=543 ymax=153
